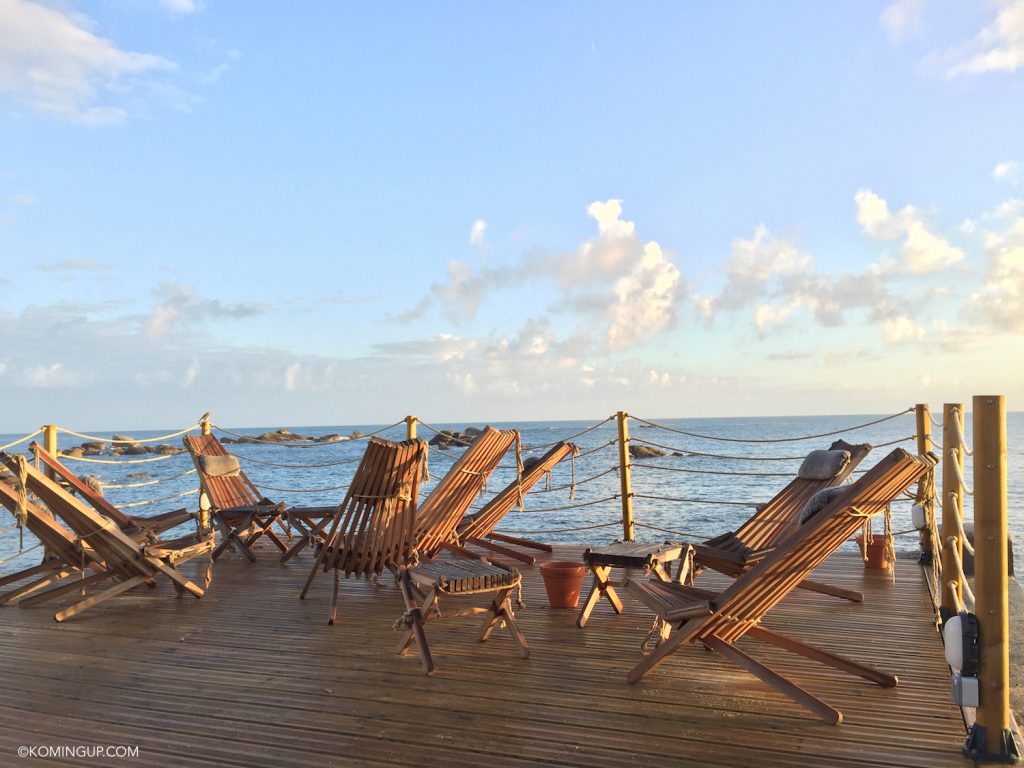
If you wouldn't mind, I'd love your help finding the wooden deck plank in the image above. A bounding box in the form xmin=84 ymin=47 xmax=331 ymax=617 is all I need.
xmin=0 ymin=546 xmax=965 ymax=767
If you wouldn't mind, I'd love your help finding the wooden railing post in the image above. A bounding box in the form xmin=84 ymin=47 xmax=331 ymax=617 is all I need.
xmin=616 ymin=411 xmax=634 ymax=542
xmin=405 ymin=415 xmax=418 ymax=441
xmin=963 ymin=395 xmax=1021 ymax=763
xmin=940 ymin=403 xmax=963 ymax=622
xmin=200 ymin=413 xmax=212 ymax=436
xmin=42 ymin=424 xmax=58 ymax=479
xmin=915 ymin=403 xmax=934 ymax=562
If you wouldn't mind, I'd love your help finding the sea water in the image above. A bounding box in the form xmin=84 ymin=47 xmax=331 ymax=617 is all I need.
xmin=2 ymin=411 xmax=1021 ymax=576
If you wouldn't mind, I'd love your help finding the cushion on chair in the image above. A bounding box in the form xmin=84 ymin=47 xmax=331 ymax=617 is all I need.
xmin=798 ymin=486 xmax=845 ymax=524
xmin=199 ymin=454 xmax=241 ymax=478
xmin=796 ymin=449 xmax=851 ymax=480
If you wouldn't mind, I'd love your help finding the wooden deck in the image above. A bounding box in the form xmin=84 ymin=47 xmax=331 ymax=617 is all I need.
xmin=0 ymin=547 xmax=967 ymax=767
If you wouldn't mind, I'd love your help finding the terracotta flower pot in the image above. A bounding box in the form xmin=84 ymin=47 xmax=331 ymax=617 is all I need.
xmin=539 ymin=561 xmax=586 ymax=608
xmin=856 ymin=534 xmax=890 ymax=570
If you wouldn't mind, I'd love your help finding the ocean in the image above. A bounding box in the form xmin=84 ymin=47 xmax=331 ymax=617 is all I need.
xmin=2 ymin=410 xmax=1021 ymax=576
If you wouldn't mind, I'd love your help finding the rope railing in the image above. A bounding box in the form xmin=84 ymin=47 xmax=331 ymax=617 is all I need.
xmin=60 ymin=451 xmax=187 ymax=465
xmin=633 ymin=520 xmax=710 ymax=539
xmin=493 ymin=520 xmax=621 ymax=535
xmin=101 ymin=468 xmax=198 ymax=489
xmin=57 ymin=423 xmax=201 ymax=444
xmin=873 ymin=435 xmax=916 ymax=448
xmin=628 ymin=436 xmax=806 ymax=461
xmin=948 ymin=494 xmax=976 ymax=556
xmin=118 ymin=488 xmax=198 ymax=509
xmin=0 ymin=542 xmax=43 ymax=567
xmin=575 ymin=439 xmax=618 ymax=459
xmin=631 ymin=462 xmax=794 ymax=478
xmin=947 ymin=540 xmax=977 ymax=611
xmin=628 ymin=407 xmax=913 ymax=444
xmin=950 ymin=406 xmax=974 ymax=456
xmin=225 ymin=451 xmax=364 ymax=469
xmin=211 ymin=420 xmax=404 ymax=447
xmin=509 ymin=494 xmax=620 ymax=514
xmin=929 ymin=411 xmax=943 ymax=428
xmin=632 ymin=492 xmax=758 ymax=507
xmin=251 ymin=481 xmax=350 ymax=494
xmin=948 ymin=448 xmax=974 ymax=496
xmin=520 ymin=416 xmax=614 ymax=451
xmin=0 ymin=428 xmax=43 ymax=452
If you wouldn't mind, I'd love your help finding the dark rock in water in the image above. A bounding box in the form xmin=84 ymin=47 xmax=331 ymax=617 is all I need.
xmin=672 ymin=451 xmax=687 ymax=457
xmin=80 ymin=441 xmax=106 ymax=451
xmin=316 ymin=434 xmax=343 ymax=443
xmin=111 ymin=434 xmax=138 ymax=444
xmin=256 ymin=429 xmax=313 ymax=443
xmin=82 ymin=447 xmax=103 ymax=456
xmin=126 ymin=472 xmax=150 ymax=479
xmin=462 ymin=427 xmax=482 ymax=438
xmin=523 ymin=456 xmax=542 ymax=472
xmin=629 ymin=444 xmax=665 ymax=458
xmin=122 ymin=445 xmax=149 ymax=455
xmin=148 ymin=443 xmax=182 ymax=455
xmin=61 ymin=447 xmax=85 ymax=458
xmin=350 ymin=430 xmax=365 ymax=439
xmin=429 ymin=430 xmax=468 ymax=449
xmin=219 ymin=437 xmax=236 ymax=444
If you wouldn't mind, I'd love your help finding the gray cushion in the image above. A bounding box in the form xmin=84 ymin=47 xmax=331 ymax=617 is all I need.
xmin=799 ymin=486 xmax=845 ymax=524
xmin=796 ymin=449 xmax=850 ymax=481
xmin=200 ymin=454 xmax=241 ymax=478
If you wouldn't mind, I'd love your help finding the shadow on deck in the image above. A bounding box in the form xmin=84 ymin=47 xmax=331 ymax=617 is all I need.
xmin=0 ymin=547 xmax=966 ymax=767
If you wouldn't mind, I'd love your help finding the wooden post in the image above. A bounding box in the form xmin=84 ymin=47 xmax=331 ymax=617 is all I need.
xmin=406 ymin=415 xmax=418 ymax=441
xmin=915 ymin=404 xmax=934 ymax=562
xmin=616 ymin=411 xmax=634 ymax=542
xmin=940 ymin=403 xmax=963 ymax=621
xmin=963 ymin=395 xmax=1021 ymax=763
xmin=198 ymin=413 xmax=212 ymax=534
xmin=42 ymin=424 xmax=58 ymax=479
xmin=200 ymin=413 xmax=212 ymax=436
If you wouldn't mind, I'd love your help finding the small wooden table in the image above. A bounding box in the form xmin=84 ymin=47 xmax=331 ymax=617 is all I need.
xmin=575 ymin=542 xmax=690 ymax=627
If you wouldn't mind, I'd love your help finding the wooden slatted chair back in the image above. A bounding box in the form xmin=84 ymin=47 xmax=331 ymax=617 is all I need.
xmin=699 ymin=448 xmax=935 ymax=645
xmin=31 ymin=444 xmax=135 ymax=528
xmin=319 ymin=437 xmax=426 ymax=578
xmin=183 ymin=434 xmax=263 ymax=511
xmin=0 ymin=472 xmax=84 ymax=567
xmin=413 ymin=427 xmax=519 ymax=556
xmin=455 ymin=441 xmax=578 ymax=546
xmin=730 ymin=439 xmax=872 ymax=551
xmin=0 ymin=453 xmax=158 ymax=581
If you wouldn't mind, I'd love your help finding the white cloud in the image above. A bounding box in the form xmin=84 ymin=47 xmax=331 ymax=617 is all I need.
xmin=880 ymin=0 xmax=926 ymax=43
xmin=966 ymin=215 xmax=1024 ymax=331
xmin=469 ymin=219 xmax=487 ymax=246
xmin=0 ymin=0 xmax=178 ymax=124
xmin=183 ymin=356 xmax=200 ymax=386
xmin=881 ymin=315 xmax=927 ymax=345
xmin=586 ymin=199 xmax=635 ymax=238
xmin=25 ymin=362 xmax=87 ymax=388
xmin=946 ymin=0 xmax=1024 ymax=76
xmin=607 ymin=240 xmax=682 ymax=349
xmin=714 ymin=225 xmax=811 ymax=313
xmin=855 ymin=189 xmax=964 ymax=274
xmin=753 ymin=303 xmax=797 ymax=338
xmin=144 ymin=282 xmax=266 ymax=337
xmin=994 ymin=160 xmax=1020 ymax=184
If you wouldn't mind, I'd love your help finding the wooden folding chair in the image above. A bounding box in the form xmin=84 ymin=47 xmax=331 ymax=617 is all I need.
xmin=0 ymin=451 xmax=214 ymax=622
xmin=451 ymin=442 xmax=578 ymax=565
xmin=689 ymin=439 xmax=873 ymax=602
xmin=32 ymin=443 xmax=194 ymax=537
xmin=299 ymin=437 xmax=427 ymax=624
xmin=183 ymin=434 xmax=334 ymax=563
xmin=624 ymin=447 xmax=938 ymax=724
xmin=396 ymin=559 xmax=529 ymax=674
xmin=413 ymin=426 xmax=520 ymax=558
xmin=0 ymin=474 xmax=106 ymax=605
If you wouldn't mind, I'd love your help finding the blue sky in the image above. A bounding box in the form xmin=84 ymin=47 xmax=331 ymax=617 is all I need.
xmin=1 ymin=0 xmax=1023 ymax=431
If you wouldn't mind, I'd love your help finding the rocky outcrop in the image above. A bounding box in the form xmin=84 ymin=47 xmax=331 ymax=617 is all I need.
xmin=629 ymin=444 xmax=665 ymax=458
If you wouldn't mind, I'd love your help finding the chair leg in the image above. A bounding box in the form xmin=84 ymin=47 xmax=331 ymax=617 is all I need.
xmin=397 ymin=569 xmax=434 ymax=674
xmin=746 ymin=625 xmax=898 ymax=686
xmin=495 ymin=597 xmax=530 ymax=659
xmin=328 ymin=567 xmax=341 ymax=625
xmin=627 ymin=622 xmax=700 ymax=683
xmin=2 ymin=567 xmax=79 ymax=605
xmin=55 ymin=575 xmax=149 ymax=623
xmin=703 ymin=635 xmax=843 ymax=724
xmin=797 ymin=578 xmax=864 ymax=603
xmin=0 ymin=559 xmax=64 ymax=589
xmin=18 ymin=570 xmax=115 ymax=608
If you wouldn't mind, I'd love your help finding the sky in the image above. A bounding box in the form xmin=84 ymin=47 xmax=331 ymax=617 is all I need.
xmin=0 ymin=0 xmax=1023 ymax=431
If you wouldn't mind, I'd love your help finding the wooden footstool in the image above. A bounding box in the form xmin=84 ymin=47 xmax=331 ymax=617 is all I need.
xmin=576 ymin=542 xmax=692 ymax=628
